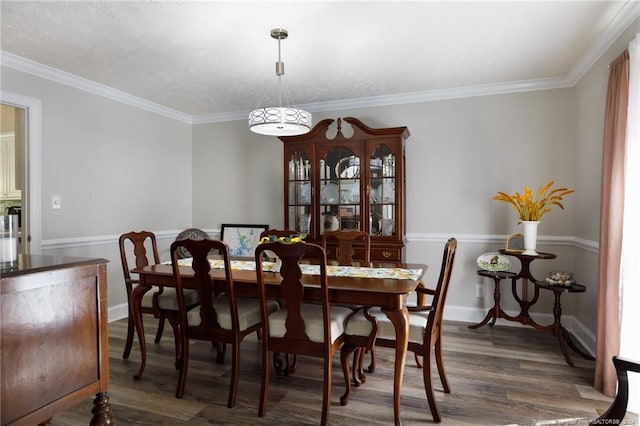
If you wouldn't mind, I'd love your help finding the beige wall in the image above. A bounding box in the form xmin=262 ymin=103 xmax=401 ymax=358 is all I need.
xmin=192 ymin=120 xmax=283 ymax=229
xmin=1 ymin=67 xmax=193 ymax=308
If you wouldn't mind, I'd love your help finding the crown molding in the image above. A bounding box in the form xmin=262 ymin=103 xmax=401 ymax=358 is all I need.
xmin=0 ymin=51 xmax=193 ymax=124
xmin=305 ymin=76 xmax=573 ymax=113
xmin=567 ymin=0 xmax=640 ymax=85
xmin=191 ymin=76 xmax=573 ymax=124
xmin=3 ymin=3 xmax=638 ymax=126
xmin=192 ymin=110 xmax=248 ymax=124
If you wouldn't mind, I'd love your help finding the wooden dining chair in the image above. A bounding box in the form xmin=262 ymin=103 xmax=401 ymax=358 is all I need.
xmin=118 ymin=231 xmax=199 ymax=360
xmin=321 ymin=229 xmax=376 ymax=373
xmin=321 ymin=229 xmax=370 ymax=265
xmin=254 ymin=240 xmax=353 ymax=425
xmin=259 ymin=228 xmax=306 ymax=373
xmin=170 ymin=238 xmax=279 ymax=406
xmin=339 ymin=237 xmax=457 ymax=423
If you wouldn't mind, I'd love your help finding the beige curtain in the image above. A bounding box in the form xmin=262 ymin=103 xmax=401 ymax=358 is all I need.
xmin=594 ymin=50 xmax=629 ymax=397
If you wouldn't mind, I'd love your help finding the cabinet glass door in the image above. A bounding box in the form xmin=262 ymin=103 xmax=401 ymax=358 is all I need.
xmin=369 ymin=144 xmax=395 ymax=236
xmin=319 ymin=146 xmax=361 ymax=234
xmin=287 ymin=149 xmax=312 ymax=234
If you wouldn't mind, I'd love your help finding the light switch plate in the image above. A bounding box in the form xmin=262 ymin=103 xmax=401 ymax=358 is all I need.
xmin=52 ymin=195 xmax=62 ymax=209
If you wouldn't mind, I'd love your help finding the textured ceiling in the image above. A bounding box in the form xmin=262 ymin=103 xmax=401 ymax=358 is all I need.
xmin=1 ymin=1 xmax=638 ymax=120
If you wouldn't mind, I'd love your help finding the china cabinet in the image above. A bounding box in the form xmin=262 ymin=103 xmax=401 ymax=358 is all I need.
xmin=279 ymin=117 xmax=409 ymax=261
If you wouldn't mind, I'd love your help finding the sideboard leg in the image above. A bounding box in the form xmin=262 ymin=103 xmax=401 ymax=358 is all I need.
xmin=90 ymin=392 xmax=114 ymax=426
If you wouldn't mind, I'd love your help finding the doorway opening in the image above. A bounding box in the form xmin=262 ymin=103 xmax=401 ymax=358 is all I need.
xmin=0 ymin=104 xmax=26 ymax=253
xmin=1 ymin=92 xmax=42 ymax=255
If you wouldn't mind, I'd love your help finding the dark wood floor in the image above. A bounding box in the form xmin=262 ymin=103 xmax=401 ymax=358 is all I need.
xmin=52 ymin=318 xmax=633 ymax=425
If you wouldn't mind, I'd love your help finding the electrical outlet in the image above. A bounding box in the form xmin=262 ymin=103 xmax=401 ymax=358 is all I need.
xmin=476 ymin=281 xmax=484 ymax=297
xmin=52 ymin=195 xmax=62 ymax=209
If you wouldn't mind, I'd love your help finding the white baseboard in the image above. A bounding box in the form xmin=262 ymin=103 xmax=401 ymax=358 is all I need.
xmin=109 ymin=303 xmax=129 ymax=323
xmin=109 ymin=302 xmax=596 ymax=357
xmin=445 ymin=305 xmax=596 ymax=357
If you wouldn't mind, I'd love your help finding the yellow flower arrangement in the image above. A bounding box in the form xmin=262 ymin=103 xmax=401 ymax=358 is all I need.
xmin=260 ymin=233 xmax=307 ymax=244
xmin=493 ymin=181 xmax=574 ymax=222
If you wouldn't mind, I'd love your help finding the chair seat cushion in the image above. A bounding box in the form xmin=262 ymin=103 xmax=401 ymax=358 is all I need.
xmin=136 ymin=286 xmax=199 ymax=311
xmin=344 ymin=307 xmax=430 ymax=344
xmin=335 ymin=303 xmax=364 ymax=310
xmin=187 ymin=296 xmax=279 ymax=331
xmin=269 ymin=304 xmax=353 ymax=343
xmin=155 ymin=288 xmax=200 ymax=310
xmin=141 ymin=290 xmax=155 ymax=308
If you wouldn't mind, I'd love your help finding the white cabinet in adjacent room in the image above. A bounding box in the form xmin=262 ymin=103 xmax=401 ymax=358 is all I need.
xmin=0 ymin=133 xmax=22 ymax=200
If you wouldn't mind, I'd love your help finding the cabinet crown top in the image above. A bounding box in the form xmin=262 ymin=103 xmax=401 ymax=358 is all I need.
xmin=279 ymin=117 xmax=409 ymax=143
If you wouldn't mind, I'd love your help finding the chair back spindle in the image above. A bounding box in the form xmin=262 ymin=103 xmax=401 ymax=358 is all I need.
xmin=322 ymin=230 xmax=370 ymax=265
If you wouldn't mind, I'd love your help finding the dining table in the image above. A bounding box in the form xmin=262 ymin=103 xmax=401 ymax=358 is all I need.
xmin=131 ymin=258 xmax=427 ymax=425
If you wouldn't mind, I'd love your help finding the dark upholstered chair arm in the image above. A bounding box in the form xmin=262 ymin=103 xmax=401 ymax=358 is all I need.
xmin=590 ymin=355 xmax=640 ymax=426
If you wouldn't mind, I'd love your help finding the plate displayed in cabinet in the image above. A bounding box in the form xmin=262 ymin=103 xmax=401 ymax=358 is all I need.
xmin=321 ymin=183 xmax=339 ymax=204
xmin=339 ymin=180 xmax=359 ymax=203
xmin=336 ymin=156 xmax=360 ymax=179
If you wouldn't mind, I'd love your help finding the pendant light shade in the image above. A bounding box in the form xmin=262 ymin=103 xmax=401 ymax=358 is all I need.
xmin=249 ymin=107 xmax=312 ymax=136
xmin=248 ymin=28 xmax=312 ymax=136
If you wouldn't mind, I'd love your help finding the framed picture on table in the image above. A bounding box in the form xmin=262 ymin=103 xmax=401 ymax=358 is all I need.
xmin=220 ymin=224 xmax=269 ymax=258
xmin=505 ymin=233 xmax=525 ymax=253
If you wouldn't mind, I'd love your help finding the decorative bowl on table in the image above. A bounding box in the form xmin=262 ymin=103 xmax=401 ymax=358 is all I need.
xmin=476 ymin=252 xmax=511 ymax=272
xmin=546 ymin=271 xmax=575 ymax=286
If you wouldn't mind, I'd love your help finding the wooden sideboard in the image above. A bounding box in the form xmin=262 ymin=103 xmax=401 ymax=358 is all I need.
xmin=1 ymin=255 xmax=112 ymax=425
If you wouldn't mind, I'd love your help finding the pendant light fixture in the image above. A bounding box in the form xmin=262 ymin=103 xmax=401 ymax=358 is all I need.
xmin=248 ymin=28 xmax=312 ymax=136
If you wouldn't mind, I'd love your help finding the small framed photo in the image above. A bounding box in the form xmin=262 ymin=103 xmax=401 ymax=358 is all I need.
xmin=220 ymin=224 xmax=269 ymax=257
xmin=505 ymin=233 xmax=524 ymax=253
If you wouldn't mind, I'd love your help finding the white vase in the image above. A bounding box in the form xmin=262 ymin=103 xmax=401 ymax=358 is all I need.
xmin=522 ymin=220 xmax=540 ymax=256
